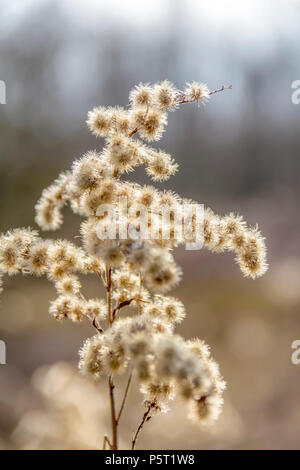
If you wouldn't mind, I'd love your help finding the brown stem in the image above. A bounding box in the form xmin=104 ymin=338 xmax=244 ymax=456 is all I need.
xmin=112 ymin=297 xmax=150 ymax=321
xmin=112 ymin=298 xmax=135 ymax=321
xmin=106 ymin=265 xmax=112 ymax=325
xmin=105 ymin=264 xmax=118 ymax=450
xmin=209 ymin=84 xmax=232 ymax=95
xmin=131 ymin=401 xmax=155 ymax=450
xmin=138 ymin=272 xmax=143 ymax=314
xmin=128 ymin=127 xmax=138 ymax=137
xmin=92 ymin=317 xmax=103 ymax=333
xmin=108 ymin=375 xmax=118 ymax=450
xmin=116 ymin=371 xmax=133 ymax=424
xmin=79 ymin=295 xmax=103 ymax=333
xmin=177 ymin=84 xmax=232 ymax=104
xmin=103 ymin=435 xmax=113 ymax=450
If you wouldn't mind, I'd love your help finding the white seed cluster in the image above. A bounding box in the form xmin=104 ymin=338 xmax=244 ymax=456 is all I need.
xmin=0 ymin=81 xmax=268 ymax=428
xmin=79 ymin=314 xmax=225 ymax=424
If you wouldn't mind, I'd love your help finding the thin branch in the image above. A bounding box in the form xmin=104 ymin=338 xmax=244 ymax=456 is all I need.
xmin=106 ymin=265 xmax=112 ymax=325
xmin=131 ymin=401 xmax=156 ymax=450
xmin=92 ymin=317 xmax=103 ymax=333
xmin=128 ymin=127 xmax=138 ymax=137
xmin=116 ymin=371 xmax=133 ymax=425
xmin=138 ymin=272 xmax=143 ymax=314
xmin=209 ymin=84 xmax=232 ymax=95
xmin=178 ymin=84 xmax=232 ymax=104
xmin=79 ymin=293 xmax=103 ymax=333
xmin=128 ymin=85 xmax=231 ymax=137
xmin=108 ymin=375 xmax=118 ymax=450
xmin=112 ymin=297 xmax=150 ymax=321
xmin=105 ymin=264 xmax=118 ymax=450
xmin=98 ymin=270 xmax=107 ymax=286
xmin=112 ymin=298 xmax=135 ymax=321
xmin=103 ymin=435 xmax=113 ymax=450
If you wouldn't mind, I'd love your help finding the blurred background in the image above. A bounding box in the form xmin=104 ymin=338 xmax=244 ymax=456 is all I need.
xmin=1 ymin=0 xmax=300 ymax=450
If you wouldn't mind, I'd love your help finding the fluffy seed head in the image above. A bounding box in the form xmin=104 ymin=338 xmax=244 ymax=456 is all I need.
xmin=80 ymin=179 xmax=116 ymax=215
xmin=159 ymin=296 xmax=186 ymax=324
xmin=86 ymin=106 xmax=112 ymax=138
xmin=154 ymin=80 xmax=178 ymax=111
xmin=129 ymin=83 xmax=153 ymax=108
xmin=111 ymin=106 xmax=131 ymax=134
xmin=96 ymin=240 xmax=125 ymax=267
xmin=138 ymin=109 xmax=167 ymax=142
xmin=0 ymin=240 xmax=21 ymax=275
xmin=72 ymin=151 xmax=110 ymax=193
xmin=55 ymin=275 xmax=81 ymax=296
xmin=146 ymin=151 xmax=178 ymax=182
xmin=184 ymin=82 xmax=210 ymax=104
xmin=27 ymin=241 xmax=50 ymax=276
xmin=84 ymin=299 xmax=107 ymax=321
xmin=79 ymin=335 xmax=104 ymax=379
xmin=189 ymin=394 xmax=224 ymax=425
xmin=237 ymin=229 xmax=268 ymax=279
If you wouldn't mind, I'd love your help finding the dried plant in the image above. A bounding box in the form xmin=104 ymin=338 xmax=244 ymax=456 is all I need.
xmin=0 ymin=80 xmax=267 ymax=450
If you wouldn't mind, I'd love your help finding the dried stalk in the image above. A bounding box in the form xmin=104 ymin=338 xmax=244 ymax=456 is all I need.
xmin=103 ymin=435 xmax=113 ymax=450
xmin=177 ymin=84 xmax=232 ymax=104
xmin=116 ymin=371 xmax=133 ymax=425
xmin=105 ymin=264 xmax=118 ymax=450
xmin=108 ymin=375 xmax=118 ymax=450
xmin=131 ymin=401 xmax=155 ymax=450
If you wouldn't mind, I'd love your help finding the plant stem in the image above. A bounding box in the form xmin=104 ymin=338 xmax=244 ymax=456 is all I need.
xmin=105 ymin=264 xmax=118 ymax=450
xmin=178 ymin=84 xmax=232 ymax=104
xmin=103 ymin=435 xmax=113 ymax=450
xmin=108 ymin=375 xmax=118 ymax=450
xmin=116 ymin=371 xmax=133 ymax=424
xmin=131 ymin=402 xmax=154 ymax=450
xmin=106 ymin=265 xmax=112 ymax=325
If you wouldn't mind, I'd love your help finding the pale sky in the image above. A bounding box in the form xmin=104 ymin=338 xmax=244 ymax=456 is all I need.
xmin=2 ymin=0 xmax=300 ymax=40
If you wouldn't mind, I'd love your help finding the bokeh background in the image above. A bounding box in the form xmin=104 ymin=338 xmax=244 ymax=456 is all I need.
xmin=1 ymin=0 xmax=300 ymax=450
